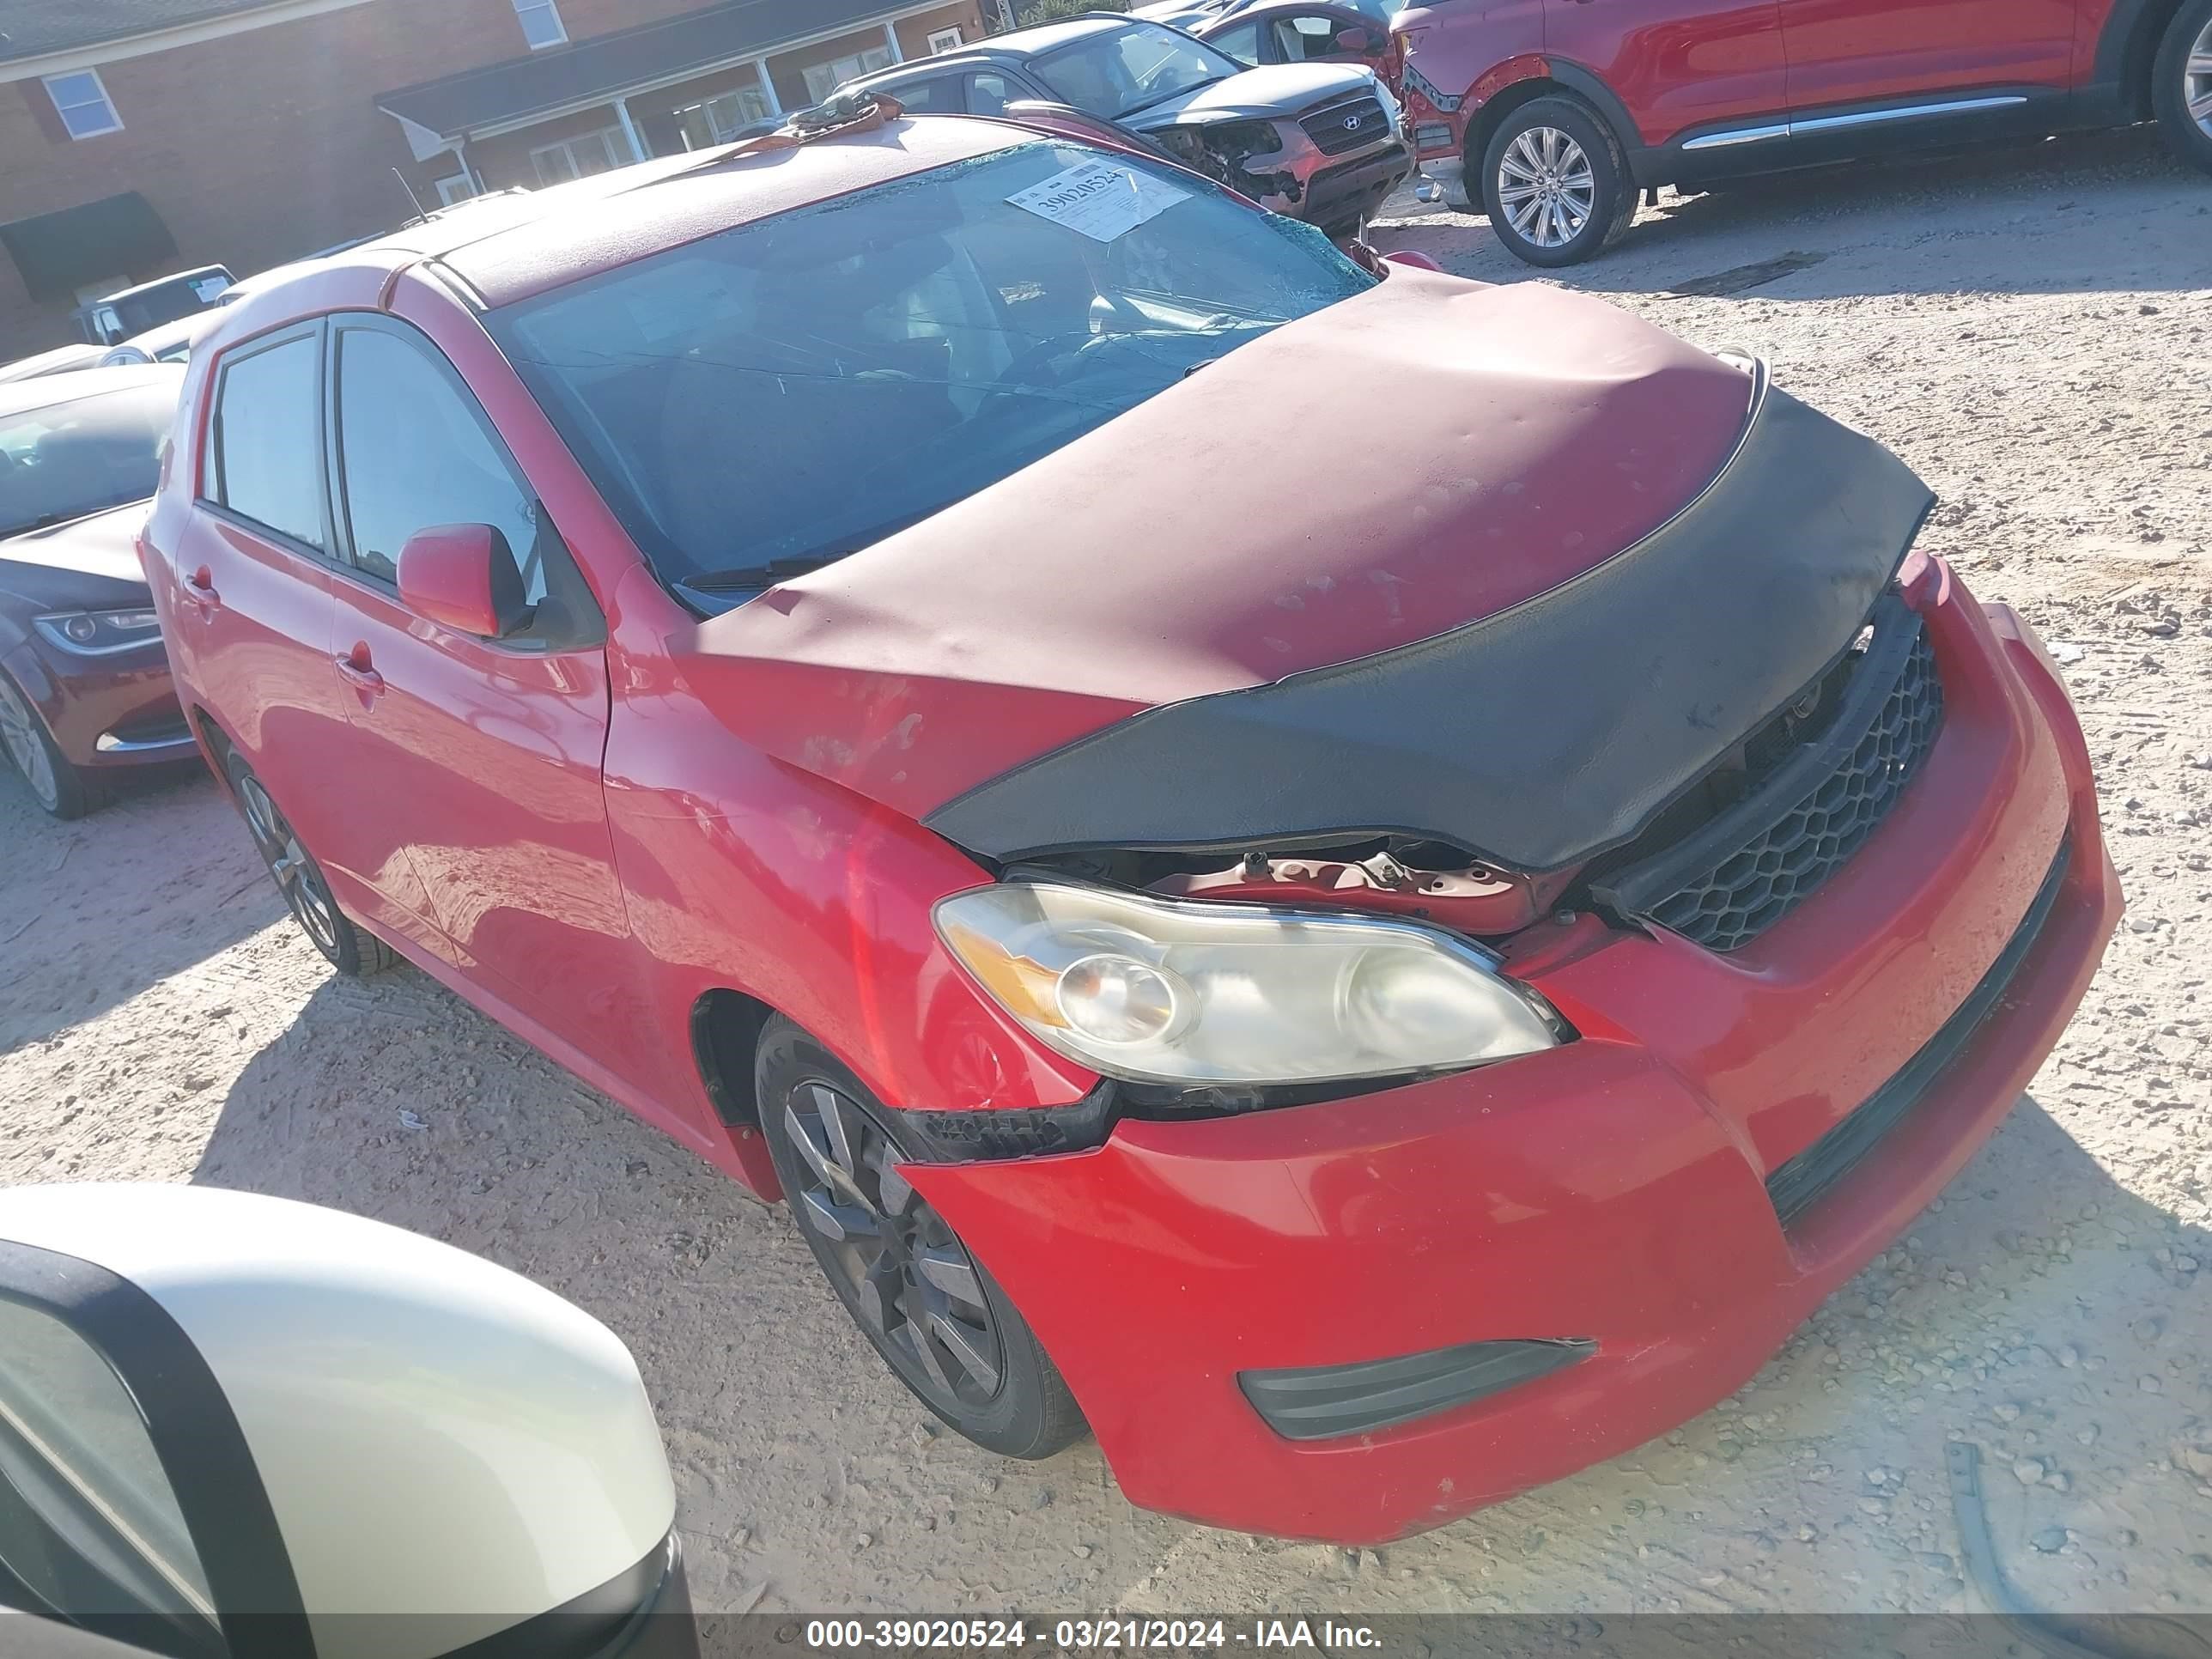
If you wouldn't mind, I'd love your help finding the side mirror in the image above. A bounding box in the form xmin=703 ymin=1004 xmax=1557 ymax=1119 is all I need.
xmin=0 ymin=1184 xmax=696 ymax=1659
xmin=1337 ymin=26 xmax=1375 ymax=52
xmin=1382 ymin=248 xmax=1446 ymax=272
xmin=396 ymin=523 xmax=531 ymax=639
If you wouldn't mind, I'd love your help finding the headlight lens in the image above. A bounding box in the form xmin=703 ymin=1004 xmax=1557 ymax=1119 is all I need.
xmin=34 ymin=609 xmax=161 ymax=654
xmin=935 ymin=881 xmax=1562 ymax=1085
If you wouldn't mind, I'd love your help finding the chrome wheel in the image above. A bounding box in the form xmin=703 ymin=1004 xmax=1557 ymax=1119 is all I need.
xmin=1497 ymin=125 xmax=1595 ymax=248
xmin=2189 ymin=16 xmax=2212 ymax=137
xmin=237 ymin=773 xmax=341 ymax=956
xmin=781 ymin=1081 xmax=1006 ymax=1416
xmin=0 ymin=674 xmax=59 ymax=812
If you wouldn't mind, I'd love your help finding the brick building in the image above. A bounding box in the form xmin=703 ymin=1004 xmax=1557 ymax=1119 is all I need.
xmin=0 ymin=0 xmax=1006 ymax=353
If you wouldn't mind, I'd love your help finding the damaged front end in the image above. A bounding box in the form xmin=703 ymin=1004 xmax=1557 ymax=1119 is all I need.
xmin=1127 ymin=70 xmax=1413 ymax=227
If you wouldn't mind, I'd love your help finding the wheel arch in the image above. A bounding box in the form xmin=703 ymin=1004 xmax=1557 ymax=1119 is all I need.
xmin=690 ymin=986 xmax=778 ymax=1131
xmin=2095 ymin=0 xmax=2192 ymax=118
xmin=1465 ymin=64 xmax=1650 ymax=187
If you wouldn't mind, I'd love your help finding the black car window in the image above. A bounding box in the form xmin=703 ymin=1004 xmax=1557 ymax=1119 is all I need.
xmin=885 ymin=74 xmax=965 ymax=112
xmin=1273 ymin=13 xmax=1361 ymax=59
xmin=491 ymin=140 xmax=1372 ymax=605
xmin=0 ymin=383 xmax=173 ymax=540
xmin=210 ymin=332 xmax=326 ymax=551
xmin=1207 ymin=20 xmax=1264 ymax=64
xmin=331 ymin=322 xmax=545 ymax=604
xmin=967 ymin=71 xmax=1016 ymax=115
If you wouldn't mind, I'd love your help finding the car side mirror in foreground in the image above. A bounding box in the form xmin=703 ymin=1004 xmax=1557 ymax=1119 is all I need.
xmin=396 ymin=523 xmax=532 ymax=640
xmin=1336 ymin=26 xmax=1375 ymax=52
xmin=0 ymin=1183 xmax=697 ymax=1659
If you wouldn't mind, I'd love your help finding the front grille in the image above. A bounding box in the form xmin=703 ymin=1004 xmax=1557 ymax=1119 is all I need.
xmin=1765 ymin=840 xmax=2071 ymax=1228
xmin=1592 ymin=598 xmax=1945 ymax=952
xmin=1301 ymin=94 xmax=1389 ymax=156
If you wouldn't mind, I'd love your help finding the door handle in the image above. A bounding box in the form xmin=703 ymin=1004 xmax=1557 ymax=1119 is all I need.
xmin=181 ymin=565 xmax=222 ymax=612
xmin=335 ymin=643 xmax=386 ymax=698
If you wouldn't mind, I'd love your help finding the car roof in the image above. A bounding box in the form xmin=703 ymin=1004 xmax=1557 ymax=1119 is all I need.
xmin=0 ymin=363 xmax=185 ymax=421
xmin=424 ymin=114 xmax=1036 ymax=309
xmin=938 ymin=13 xmax=1137 ymax=58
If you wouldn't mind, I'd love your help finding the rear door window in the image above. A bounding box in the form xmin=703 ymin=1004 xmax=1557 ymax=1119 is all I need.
xmin=207 ymin=330 xmax=328 ymax=551
xmin=966 ymin=71 xmax=1017 ymax=114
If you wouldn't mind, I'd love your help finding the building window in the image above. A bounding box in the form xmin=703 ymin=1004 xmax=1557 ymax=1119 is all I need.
xmin=529 ymin=127 xmax=627 ymax=185
xmin=514 ymin=0 xmax=567 ymax=49
xmin=675 ymin=84 xmax=775 ymax=149
xmin=927 ymin=27 xmax=964 ymax=53
xmin=435 ymin=173 xmax=478 ymax=207
xmin=43 ymin=70 xmax=123 ymax=140
xmin=802 ymin=46 xmax=895 ymax=104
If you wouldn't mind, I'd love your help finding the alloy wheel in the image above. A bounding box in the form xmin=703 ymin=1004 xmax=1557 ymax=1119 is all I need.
xmin=2189 ymin=16 xmax=2212 ymax=138
xmin=237 ymin=774 xmax=343 ymax=957
xmin=1497 ymin=125 xmax=1596 ymax=249
xmin=781 ymin=1080 xmax=1006 ymax=1415
xmin=0 ymin=675 xmax=59 ymax=812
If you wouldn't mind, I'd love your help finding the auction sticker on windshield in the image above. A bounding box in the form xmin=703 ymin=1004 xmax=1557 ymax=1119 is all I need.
xmin=1007 ymin=159 xmax=1189 ymax=242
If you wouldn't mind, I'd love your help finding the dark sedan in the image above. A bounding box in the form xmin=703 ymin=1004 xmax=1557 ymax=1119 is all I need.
xmin=0 ymin=366 xmax=191 ymax=818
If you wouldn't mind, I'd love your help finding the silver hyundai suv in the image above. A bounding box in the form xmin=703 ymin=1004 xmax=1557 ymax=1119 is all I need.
xmin=839 ymin=15 xmax=1412 ymax=238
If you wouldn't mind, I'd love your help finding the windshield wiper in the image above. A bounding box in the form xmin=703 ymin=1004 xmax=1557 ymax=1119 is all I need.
xmin=678 ymin=556 xmax=841 ymax=591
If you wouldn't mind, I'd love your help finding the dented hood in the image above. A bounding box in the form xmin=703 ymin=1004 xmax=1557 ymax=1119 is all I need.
xmin=683 ymin=270 xmax=1930 ymax=871
xmin=1122 ymin=63 xmax=1376 ymax=128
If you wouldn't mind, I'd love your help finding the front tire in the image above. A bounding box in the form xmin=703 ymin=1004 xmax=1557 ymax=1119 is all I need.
xmin=756 ymin=1017 xmax=1085 ymax=1460
xmin=1480 ymin=95 xmax=1637 ymax=267
xmin=2152 ymin=0 xmax=2212 ymax=174
xmin=224 ymin=751 xmax=394 ymax=975
xmin=0 ymin=669 xmax=96 ymax=819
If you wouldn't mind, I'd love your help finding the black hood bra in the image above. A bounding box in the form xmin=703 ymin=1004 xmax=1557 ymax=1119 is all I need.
xmin=926 ymin=372 xmax=1936 ymax=875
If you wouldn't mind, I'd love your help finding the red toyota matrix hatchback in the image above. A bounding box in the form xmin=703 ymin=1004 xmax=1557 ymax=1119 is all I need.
xmin=143 ymin=102 xmax=2118 ymax=1543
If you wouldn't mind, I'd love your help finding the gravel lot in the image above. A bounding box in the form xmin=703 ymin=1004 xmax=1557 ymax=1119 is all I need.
xmin=3 ymin=124 xmax=2209 ymax=1621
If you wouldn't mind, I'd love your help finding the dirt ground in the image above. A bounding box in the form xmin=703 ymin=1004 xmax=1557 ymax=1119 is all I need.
xmin=3 ymin=124 xmax=2209 ymax=1620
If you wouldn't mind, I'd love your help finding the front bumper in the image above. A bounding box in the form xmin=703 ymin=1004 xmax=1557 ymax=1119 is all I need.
xmin=3 ymin=637 xmax=191 ymax=770
xmin=906 ymin=565 xmax=2119 ymax=1543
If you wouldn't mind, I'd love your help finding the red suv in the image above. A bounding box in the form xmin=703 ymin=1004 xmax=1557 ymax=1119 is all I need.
xmin=1396 ymin=0 xmax=2212 ymax=264
xmin=143 ymin=101 xmax=2118 ymax=1544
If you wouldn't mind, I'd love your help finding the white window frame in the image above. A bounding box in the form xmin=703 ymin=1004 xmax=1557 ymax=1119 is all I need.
xmin=927 ymin=26 xmax=964 ymax=53
xmin=434 ymin=173 xmax=478 ymax=207
xmin=43 ymin=70 xmax=123 ymax=140
xmin=529 ymin=126 xmax=626 ymax=185
xmin=514 ymin=0 xmax=568 ymax=50
xmin=802 ymin=45 xmax=895 ymax=104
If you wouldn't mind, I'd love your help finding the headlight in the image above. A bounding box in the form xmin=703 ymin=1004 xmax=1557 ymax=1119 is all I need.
xmin=1194 ymin=118 xmax=1284 ymax=161
xmin=934 ymin=881 xmax=1562 ymax=1086
xmin=34 ymin=609 xmax=162 ymax=655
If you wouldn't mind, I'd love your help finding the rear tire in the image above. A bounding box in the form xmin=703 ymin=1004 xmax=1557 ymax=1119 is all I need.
xmin=0 ymin=668 xmax=97 ymax=820
xmin=224 ymin=750 xmax=395 ymax=975
xmin=757 ymin=1017 xmax=1086 ymax=1460
xmin=1480 ymin=94 xmax=1636 ymax=267
xmin=2151 ymin=0 xmax=2212 ymax=175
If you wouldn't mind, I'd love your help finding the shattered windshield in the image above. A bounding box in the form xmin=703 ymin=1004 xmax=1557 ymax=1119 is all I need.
xmin=1032 ymin=21 xmax=1240 ymax=119
xmin=492 ymin=141 xmax=1372 ymax=607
